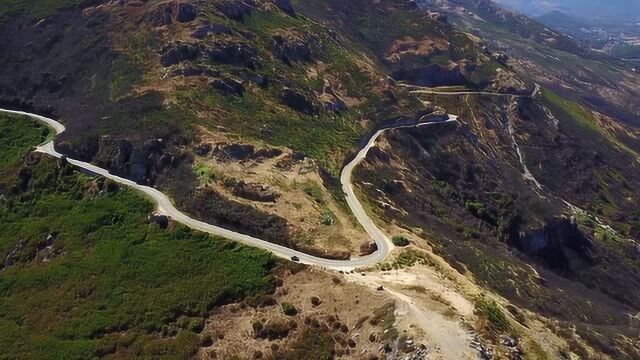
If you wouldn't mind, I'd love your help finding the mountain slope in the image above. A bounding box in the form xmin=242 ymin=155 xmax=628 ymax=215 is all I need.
xmin=2 ymin=0 xmax=640 ymax=359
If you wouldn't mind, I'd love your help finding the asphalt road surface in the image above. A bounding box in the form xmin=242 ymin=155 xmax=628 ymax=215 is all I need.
xmin=1 ymin=108 xmax=457 ymax=271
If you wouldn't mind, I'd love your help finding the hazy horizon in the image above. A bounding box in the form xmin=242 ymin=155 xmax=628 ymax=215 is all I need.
xmin=494 ymin=0 xmax=640 ymax=22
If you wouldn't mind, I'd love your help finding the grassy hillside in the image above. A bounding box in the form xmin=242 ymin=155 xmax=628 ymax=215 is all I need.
xmin=0 ymin=115 xmax=276 ymax=359
xmin=0 ymin=0 xmax=82 ymax=18
xmin=0 ymin=113 xmax=49 ymax=167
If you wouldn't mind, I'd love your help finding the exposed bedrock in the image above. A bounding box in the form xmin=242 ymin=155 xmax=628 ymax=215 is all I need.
xmin=510 ymin=217 xmax=595 ymax=271
xmin=391 ymin=64 xmax=466 ymax=87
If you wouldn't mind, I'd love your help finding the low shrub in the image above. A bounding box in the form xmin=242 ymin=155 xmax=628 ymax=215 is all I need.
xmin=392 ymin=235 xmax=410 ymax=247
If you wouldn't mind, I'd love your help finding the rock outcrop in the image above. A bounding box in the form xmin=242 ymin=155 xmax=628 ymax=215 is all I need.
xmin=280 ymin=88 xmax=317 ymax=115
xmin=160 ymin=42 xmax=201 ymax=67
xmin=191 ymin=23 xmax=232 ymax=39
xmin=272 ymin=0 xmax=295 ymax=16
xmin=232 ymin=181 xmax=280 ymax=202
xmin=176 ymin=3 xmax=197 ymax=22
xmin=212 ymin=142 xmax=283 ymax=161
xmin=510 ymin=217 xmax=595 ymax=271
xmin=272 ymin=34 xmax=313 ymax=64
xmin=205 ymin=41 xmax=260 ymax=70
xmin=146 ymin=4 xmax=173 ymax=26
xmin=146 ymin=2 xmax=197 ymax=27
xmin=215 ymin=0 xmax=253 ymax=21
xmin=392 ymin=64 xmax=466 ymax=87
xmin=210 ymin=77 xmax=245 ymax=96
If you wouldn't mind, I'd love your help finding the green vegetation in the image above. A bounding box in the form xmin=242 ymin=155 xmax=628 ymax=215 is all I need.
xmin=541 ymin=89 xmax=640 ymax=159
xmin=0 ymin=120 xmax=276 ymax=359
xmin=193 ymin=162 xmax=221 ymax=187
xmin=319 ymin=210 xmax=336 ymax=226
xmin=0 ymin=0 xmax=82 ymax=18
xmin=300 ymin=180 xmax=325 ymax=204
xmin=524 ymin=339 xmax=551 ymax=360
xmin=285 ymin=329 xmax=332 ymax=360
xmin=109 ymin=55 xmax=143 ymax=100
xmin=177 ymin=84 xmax=362 ymax=174
xmin=369 ymin=301 xmax=398 ymax=340
xmin=0 ymin=114 xmax=49 ymax=168
xmin=281 ymin=302 xmax=298 ymax=316
xmin=541 ymin=90 xmax=600 ymax=138
xmin=391 ymin=235 xmax=410 ymax=247
xmin=474 ymin=295 xmax=510 ymax=333
xmin=378 ymin=249 xmax=433 ymax=271
xmin=611 ymin=45 xmax=640 ymax=59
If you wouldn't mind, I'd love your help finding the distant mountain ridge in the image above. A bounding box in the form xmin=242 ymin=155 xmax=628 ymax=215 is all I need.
xmin=494 ymin=0 xmax=640 ymax=22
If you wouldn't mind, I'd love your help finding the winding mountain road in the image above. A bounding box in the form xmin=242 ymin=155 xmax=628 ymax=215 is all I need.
xmin=399 ymin=83 xmax=541 ymax=98
xmin=1 ymin=108 xmax=457 ymax=271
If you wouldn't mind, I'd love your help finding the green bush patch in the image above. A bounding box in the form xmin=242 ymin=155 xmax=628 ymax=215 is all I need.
xmin=474 ymin=295 xmax=510 ymax=333
xmin=0 ymin=113 xmax=49 ymax=168
xmin=392 ymin=235 xmax=410 ymax=247
xmin=0 ymin=120 xmax=276 ymax=359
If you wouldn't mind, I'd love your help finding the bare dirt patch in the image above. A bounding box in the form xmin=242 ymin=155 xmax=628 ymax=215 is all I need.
xmin=197 ymin=266 xmax=431 ymax=359
xmin=191 ymin=126 xmax=370 ymax=256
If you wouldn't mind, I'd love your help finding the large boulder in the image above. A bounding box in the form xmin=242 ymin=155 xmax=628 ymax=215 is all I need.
xmin=55 ymin=136 xmax=99 ymax=162
xmin=170 ymin=64 xmax=220 ymax=77
xmin=232 ymin=181 xmax=280 ymax=202
xmin=93 ymin=136 xmax=133 ymax=176
xmin=392 ymin=64 xmax=466 ymax=87
xmin=215 ymin=0 xmax=253 ymax=21
xmin=205 ymin=41 xmax=260 ymax=69
xmin=214 ymin=143 xmax=255 ymax=161
xmin=360 ymin=241 xmax=378 ymax=256
xmin=191 ymin=23 xmax=232 ymax=39
xmin=176 ymin=2 xmax=197 ymax=22
xmin=272 ymin=35 xmax=313 ymax=64
xmin=511 ymin=217 xmax=595 ymax=271
xmin=280 ymin=88 xmax=317 ymax=115
xmin=210 ymin=77 xmax=245 ymax=96
xmin=160 ymin=42 xmax=201 ymax=67
xmin=147 ymin=2 xmax=197 ymax=26
xmin=272 ymin=0 xmax=295 ymax=16
xmin=146 ymin=4 xmax=173 ymax=26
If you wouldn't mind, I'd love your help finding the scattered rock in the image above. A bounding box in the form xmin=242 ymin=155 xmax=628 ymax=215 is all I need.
xmin=320 ymin=96 xmax=347 ymax=112
xmin=215 ymin=0 xmax=253 ymax=21
xmin=176 ymin=2 xmax=197 ymax=22
xmin=205 ymin=41 xmax=260 ymax=70
xmin=195 ymin=143 xmax=213 ymax=156
xmin=160 ymin=42 xmax=201 ymax=67
xmin=170 ymin=65 xmax=220 ymax=77
xmin=191 ymin=23 xmax=232 ymax=39
xmin=272 ymin=34 xmax=313 ymax=64
xmin=392 ymin=63 xmax=466 ymax=87
xmin=367 ymin=146 xmax=390 ymax=163
xmin=94 ymin=136 xmax=133 ymax=176
xmin=280 ymin=88 xmax=317 ymax=114
xmin=252 ymin=147 xmax=282 ymax=159
xmin=426 ymin=10 xmax=448 ymax=23
xmin=215 ymin=143 xmax=255 ymax=160
xmin=272 ymin=0 xmax=295 ymax=16
xmin=232 ymin=181 xmax=280 ymax=202
xmin=212 ymin=142 xmax=282 ymax=161
xmin=149 ymin=213 xmax=170 ymax=229
xmin=360 ymin=241 xmax=378 ymax=255
xmin=210 ymin=77 xmax=245 ymax=96
xmin=2 ymin=240 xmax=27 ymax=270
xmin=191 ymin=25 xmax=211 ymax=39
xmin=506 ymin=304 xmax=527 ymax=325
xmin=146 ymin=4 xmax=173 ymax=26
